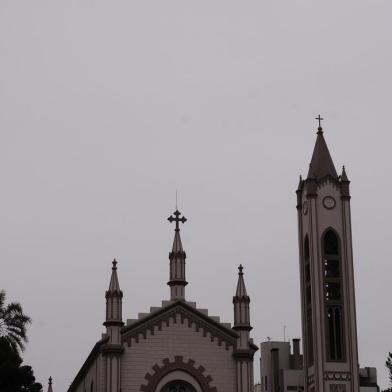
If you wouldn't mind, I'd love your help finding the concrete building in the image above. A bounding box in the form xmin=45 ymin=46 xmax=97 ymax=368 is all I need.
xmin=58 ymin=119 xmax=380 ymax=392
xmin=259 ymin=340 xmax=303 ymax=392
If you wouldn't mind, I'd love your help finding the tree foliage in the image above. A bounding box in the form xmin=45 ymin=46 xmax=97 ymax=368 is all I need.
xmin=0 ymin=291 xmax=42 ymax=392
xmin=0 ymin=338 xmax=42 ymax=392
xmin=0 ymin=290 xmax=31 ymax=353
xmin=384 ymin=352 xmax=392 ymax=392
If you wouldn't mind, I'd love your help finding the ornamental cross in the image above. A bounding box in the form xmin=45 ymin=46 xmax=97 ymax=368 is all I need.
xmin=168 ymin=210 xmax=187 ymax=231
xmin=316 ymin=114 xmax=324 ymax=129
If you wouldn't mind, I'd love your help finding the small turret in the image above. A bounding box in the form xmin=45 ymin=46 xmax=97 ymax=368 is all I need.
xmin=340 ymin=165 xmax=351 ymax=199
xmin=233 ymin=264 xmax=251 ymax=331
xmin=167 ymin=210 xmax=188 ymax=301
xmin=232 ymin=265 xmax=257 ymax=392
xmin=47 ymin=377 xmax=53 ymax=392
xmin=101 ymin=260 xmax=124 ymax=392
xmin=104 ymin=259 xmax=123 ymax=345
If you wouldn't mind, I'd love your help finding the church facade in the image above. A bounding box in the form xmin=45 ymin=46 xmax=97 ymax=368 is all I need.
xmin=66 ymin=209 xmax=257 ymax=392
xmin=56 ymin=120 xmax=378 ymax=392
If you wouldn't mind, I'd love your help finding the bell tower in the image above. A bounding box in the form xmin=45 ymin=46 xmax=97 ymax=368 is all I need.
xmin=296 ymin=117 xmax=359 ymax=392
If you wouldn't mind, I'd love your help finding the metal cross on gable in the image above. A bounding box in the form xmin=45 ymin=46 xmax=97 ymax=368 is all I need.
xmin=168 ymin=210 xmax=187 ymax=231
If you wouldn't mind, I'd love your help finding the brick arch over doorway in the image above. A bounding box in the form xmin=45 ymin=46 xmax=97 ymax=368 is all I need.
xmin=140 ymin=355 xmax=218 ymax=392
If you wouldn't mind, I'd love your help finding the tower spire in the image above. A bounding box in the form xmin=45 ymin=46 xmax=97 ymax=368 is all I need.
xmin=307 ymin=116 xmax=338 ymax=180
xmin=167 ymin=209 xmax=188 ymax=301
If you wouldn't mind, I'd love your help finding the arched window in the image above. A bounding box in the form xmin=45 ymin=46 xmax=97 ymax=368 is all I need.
xmin=161 ymin=380 xmax=197 ymax=392
xmin=90 ymin=381 xmax=93 ymax=392
xmin=303 ymin=236 xmax=314 ymax=366
xmin=322 ymin=229 xmax=345 ymax=361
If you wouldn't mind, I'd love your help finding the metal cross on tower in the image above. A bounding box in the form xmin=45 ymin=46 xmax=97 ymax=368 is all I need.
xmin=168 ymin=210 xmax=187 ymax=231
xmin=316 ymin=114 xmax=324 ymax=131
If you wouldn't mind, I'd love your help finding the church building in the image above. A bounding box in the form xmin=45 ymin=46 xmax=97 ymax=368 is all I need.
xmin=46 ymin=119 xmax=379 ymax=392
xmin=66 ymin=209 xmax=257 ymax=392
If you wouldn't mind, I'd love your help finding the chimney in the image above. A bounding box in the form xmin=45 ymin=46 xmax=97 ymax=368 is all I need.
xmin=293 ymin=338 xmax=301 ymax=369
xmin=271 ymin=348 xmax=280 ymax=392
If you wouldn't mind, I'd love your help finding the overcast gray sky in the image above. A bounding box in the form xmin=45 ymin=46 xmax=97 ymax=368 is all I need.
xmin=1 ymin=1 xmax=391 ymax=391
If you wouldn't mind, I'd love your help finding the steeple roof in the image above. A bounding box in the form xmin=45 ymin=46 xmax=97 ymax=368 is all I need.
xmin=235 ymin=264 xmax=248 ymax=298
xmin=172 ymin=228 xmax=184 ymax=253
xmin=307 ymin=127 xmax=338 ymax=180
xmin=108 ymin=259 xmax=121 ymax=292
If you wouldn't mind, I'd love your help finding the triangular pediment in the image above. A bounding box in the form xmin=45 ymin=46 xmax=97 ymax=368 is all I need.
xmin=121 ymin=300 xmax=238 ymax=349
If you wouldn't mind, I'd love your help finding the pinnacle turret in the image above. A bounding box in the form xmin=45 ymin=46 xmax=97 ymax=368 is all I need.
xmin=341 ymin=165 xmax=349 ymax=182
xmin=233 ymin=265 xmax=251 ymax=331
xmin=167 ymin=210 xmax=188 ymax=301
xmin=47 ymin=377 xmax=53 ymax=392
xmin=104 ymin=259 xmax=123 ymax=327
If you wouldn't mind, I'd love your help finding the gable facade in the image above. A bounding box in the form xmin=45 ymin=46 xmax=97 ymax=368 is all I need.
xmin=67 ymin=210 xmax=257 ymax=392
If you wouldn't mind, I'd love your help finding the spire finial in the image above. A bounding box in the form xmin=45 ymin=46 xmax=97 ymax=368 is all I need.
xmin=112 ymin=258 xmax=118 ymax=270
xmin=49 ymin=377 xmax=52 ymax=386
xmin=238 ymin=264 xmax=244 ymax=275
xmin=168 ymin=210 xmax=187 ymax=231
xmin=316 ymin=114 xmax=324 ymax=134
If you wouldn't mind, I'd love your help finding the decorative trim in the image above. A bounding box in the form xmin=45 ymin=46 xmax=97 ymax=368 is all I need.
xmin=317 ymin=176 xmax=341 ymax=189
xmin=330 ymin=384 xmax=347 ymax=392
xmin=324 ymin=371 xmax=351 ymax=381
xmin=232 ymin=349 xmax=256 ymax=360
xmin=101 ymin=344 xmax=124 ymax=356
xmin=232 ymin=325 xmax=252 ymax=332
xmin=103 ymin=320 xmax=124 ymax=327
xmin=167 ymin=279 xmax=188 ymax=287
xmin=122 ymin=301 xmax=237 ymax=350
xmin=140 ymin=356 xmax=217 ymax=392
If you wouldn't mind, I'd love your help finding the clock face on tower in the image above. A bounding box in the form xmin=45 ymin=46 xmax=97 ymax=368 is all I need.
xmin=323 ymin=196 xmax=336 ymax=210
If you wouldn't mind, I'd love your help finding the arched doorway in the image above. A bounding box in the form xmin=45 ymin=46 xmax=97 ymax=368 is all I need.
xmin=160 ymin=380 xmax=197 ymax=392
